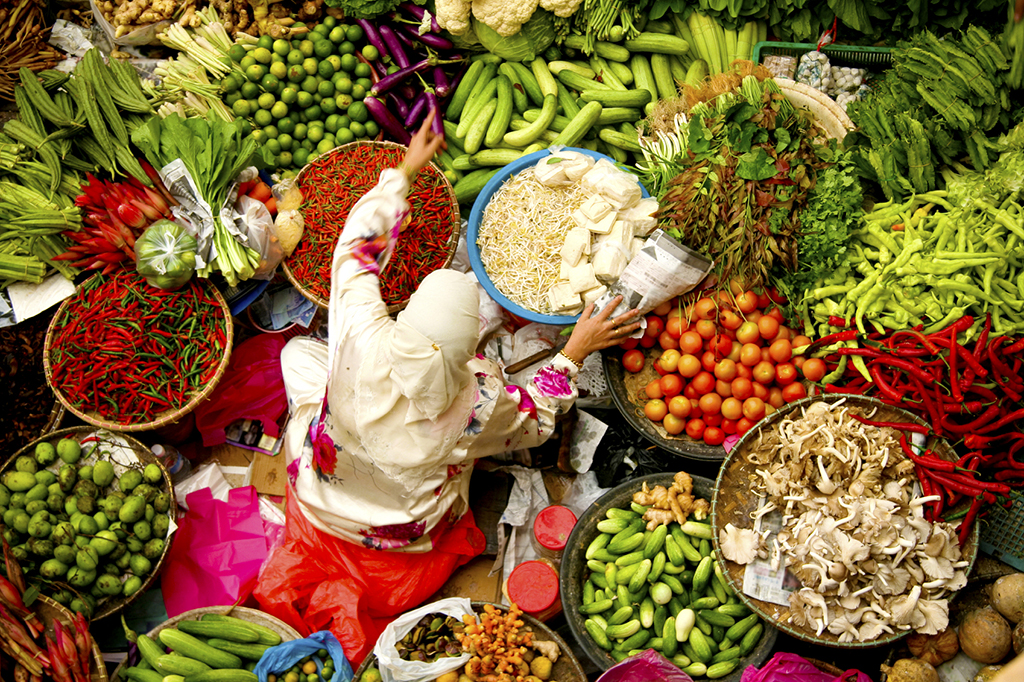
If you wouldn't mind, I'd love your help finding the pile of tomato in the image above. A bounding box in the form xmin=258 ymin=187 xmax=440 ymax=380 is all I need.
xmin=617 ymin=288 xmax=826 ymax=446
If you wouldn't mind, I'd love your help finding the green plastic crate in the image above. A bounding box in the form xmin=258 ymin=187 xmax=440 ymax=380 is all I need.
xmin=752 ymin=41 xmax=893 ymax=69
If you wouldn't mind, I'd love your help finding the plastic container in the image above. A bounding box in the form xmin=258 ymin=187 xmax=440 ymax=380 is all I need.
xmin=503 ymin=560 xmax=562 ymax=622
xmin=152 ymin=443 xmax=192 ymax=483
xmin=752 ymin=41 xmax=893 ymax=68
xmin=531 ymin=505 xmax=577 ymax=564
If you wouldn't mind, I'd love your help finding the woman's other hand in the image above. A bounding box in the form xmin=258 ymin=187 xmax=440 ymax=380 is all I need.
xmin=400 ymin=109 xmax=446 ymax=180
xmin=561 ymin=295 xmax=642 ymax=365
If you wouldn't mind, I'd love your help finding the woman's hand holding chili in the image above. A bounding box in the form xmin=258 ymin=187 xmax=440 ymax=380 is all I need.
xmin=561 ymin=295 xmax=642 ymax=365
xmin=399 ymin=110 xmax=446 ymax=180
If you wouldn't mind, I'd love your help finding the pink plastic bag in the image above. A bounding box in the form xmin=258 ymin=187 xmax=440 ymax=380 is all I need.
xmin=194 ymin=334 xmax=289 ymax=447
xmin=596 ymin=650 xmax=694 ymax=682
xmin=162 ymin=486 xmax=271 ymax=617
xmin=741 ymin=652 xmax=873 ymax=682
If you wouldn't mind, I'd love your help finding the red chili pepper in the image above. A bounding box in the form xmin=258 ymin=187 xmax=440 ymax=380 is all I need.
xmin=995 ymin=469 xmax=1024 ymax=481
xmin=930 ymin=314 xmax=975 ymax=338
xmin=1004 ymin=337 xmax=1024 ymax=354
xmin=899 ymin=434 xmax=955 ymax=471
xmin=929 ymin=470 xmax=1011 ymax=494
xmin=813 ymin=329 xmax=859 ymax=346
xmin=827 ymin=316 xmax=852 ymax=327
xmin=974 ymin=313 xmax=992 ymax=360
xmin=976 ymin=407 xmax=1024 ymax=435
xmin=852 ymin=414 xmax=929 ymax=434
xmin=940 ymin=405 xmax=1001 ymax=434
xmin=959 ymin=497 xmax=983 ymax=546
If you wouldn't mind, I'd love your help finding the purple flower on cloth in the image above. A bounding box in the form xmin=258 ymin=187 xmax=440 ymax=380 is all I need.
xmin=533 ymin=365 xmax=573 ymax=398
xmin=309 ymin=418 xmax=338 ymax=481
xmin=287 ymin=458 xmax=300 ymax=487
xmin=505 ymin=385 xmax=538 ymax=420
xmin=359 ymin=520 xmax=427 ymax=549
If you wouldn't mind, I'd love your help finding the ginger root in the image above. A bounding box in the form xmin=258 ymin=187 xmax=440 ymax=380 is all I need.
xmin=634 ymin=471 xmax=708 ymax=529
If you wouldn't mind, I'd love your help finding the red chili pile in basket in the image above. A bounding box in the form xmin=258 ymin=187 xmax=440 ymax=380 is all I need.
xmin=287 ymin=144 xmax=456 ymax=308
xmin=819 ymin=313 xmax=1024 ymax=538
xmin=47 ymin=270 xmax=228 ymax=425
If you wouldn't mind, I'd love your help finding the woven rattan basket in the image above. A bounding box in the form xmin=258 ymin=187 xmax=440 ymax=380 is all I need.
xmin=42 ymin=275 xmax=233 ymax=432
xmin=35 ymin=595 xmax=108 ymax=682
xmin=282 ymin=140 xmax=460 ymax=315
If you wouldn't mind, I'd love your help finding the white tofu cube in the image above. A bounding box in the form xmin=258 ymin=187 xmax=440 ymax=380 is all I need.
xmin=568 ymin=262 xmax=600 ymax=293
xmin=559 ymin=260 xmax=572 ymax=280
xmin=572 ymin=208 xmax=590 ymax=230
xmin=580 ymin=194 xmax=614 ymax=223
xmin=582 ymin=284 xmax=608 ymax=307
xmin=548 ymin=281 xmax=582 ymax=313
xmin=587 ymin=212 xmax=616 ymax=236
xmin=621 ymin=198 xmax=659 ymax=236
xmin=560 ymin=227 xmax=591 ymax=266
xmin=630 ymin=237 xmax=645 ymax=258
xmin=599 ymin=173 xmax=643 ymax=210
xmin=593 ymin=245 xmax=629 ymax=282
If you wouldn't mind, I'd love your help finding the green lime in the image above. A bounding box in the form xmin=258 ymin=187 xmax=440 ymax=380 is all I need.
xmin=240 ymin=81 xmax=259 ymax=99
xmin=253 ymin=47 xmax=272 ymax=65
xmin=335 ymin=127 xmax=355 ymax=145
xmin=277 ymin=117 xmax=296 ymax=135
xmin=335 ymin=94 xmax=353 ymax=110
xmin=246 ymin=64 xmax=267 ymax=83
xmin=229 ymin=44 xmax=248 ymax=63
xmin=336 ymin=114 xmax=352 ymax=129
xmin=293 ymin=123 xmax=308 ymax=140
xmin=254 ymin=109 xmax=273 ymax=127
xmin=314 ymin=40 xmax=334 ymax=59
xmin=339 ymin=53 xmax=358 ymax=72
xmin=323 ymin=15 xmax=337 ymax=29
xmin=355 ymin=77 xmax=373 ymax=92
xmin=278 ymin=133 xmax=293 ymax=151
xmin=317 ymin=80 xmax=335 ymax=98
xmin=279 ymin=151 xmax=293 ymax=168
xmin=299 ymin=40 xmax=315 ymax=58
xmin=349 ymin=120 xmax=366 ymax=138
xmin=302 ymin=139 xmax=314 ymax=152
xmin=263 ymin=124 xmax=279 ymax=139
xmin=220 ymin=76 xmax=239 ymax=94
xmin=287 ymin=65 xmax=306 ymax=83
xmin=297 ymin=90 xmax=315 ymax=108
xmin=287 ymin=49 xmax=304 ymax=66
xmin=364 ymin=120 xmax=379 ymax=138
xmin=269 ymin=61 xmax=288 ymax=80
xmin=325 ymin=114 xmax=341 ymax=133
xmin=302 ymin=57 xmax=319 ymax=76
xmin=350 ymin=83 xmax=366 ymax=101
xmin=273 ymin=39 xmax=291 ymax=57
xmin=271 ymin=101 xmax=289 ymax=119
xmin=261 ymin=73 xmax=280 ymax=92
xmin=232 ymin=99 xmax=251 ymax=118
xmin=338 ymin=41 xmax=356 ymax=56
xmin=348 ymin=101 xmax=368 ymax=123
xmin=346 ymin=24 xmax=364 ymax=42
xmin=224 ymin=91 xmax=242 ymax=106
xmin=317 ymin=60 xmax=336 ymax=79
xmin=291 ymin=39 xmax=302 ymax=50
xmin=316 ymin=138 xmax=335 ymax=154
xmin=298 ymin=111 xmax=308 ymax=123
xmin=386 ymin=64 xmax=400 ymax=76
xmin=246 ymin=98 xmax=260 ymax=114
xmin=326 ymin=55 xmax=343 ymax=73
xmin=353 ymin=62 xmax=371 ymax=79
xmin=360 ymin=45 xmax=379 ymax=62
xmin=240 ymin=55 xmax=257 ymax=71
xmin=329 ymin=26 xmax=346 ymax=44
xmin=251 ymin=129 xmax=267 ymax=144
xmin=301 ymin=75 xmax=319 ymax=94
xmin=333 ymin=76 xmax=353 ymax=94
xmin=282 ymin=86 xmax=301 ymax=105
xmin=289 ymin=110 xmax=302 ymax=125
xmin=320 ymin=97 xmax=337 ymax=115
xmin=305 ymin=105 xmax=322 ymax=121
xmin=313 ymin=24 xmax=329 ymax=38
xmin=258 ymin=34 xmax=274 ymax=50
xmin=293 ymin=147 xmax=309 ymax=167
xmin=307 ymin=125 xmax=324 ymax=144
xmin=237 ymin=118 xmax=253 ymax=136
xmin=313 ymin=93 xmax=323 ymax=105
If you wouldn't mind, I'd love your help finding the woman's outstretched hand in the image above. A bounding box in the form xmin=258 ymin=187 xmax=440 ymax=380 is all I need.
xmin=400 ymin=109 xmax=446 ymax=180
xmin=561 ymin=295 xmax=642 ymax=365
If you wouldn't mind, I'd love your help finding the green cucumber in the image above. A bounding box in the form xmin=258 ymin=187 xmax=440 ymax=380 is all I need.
xmin=446 ymin=60 xmax=486 ymax=120
xmin=504 ymin=94 xmax=557 ymax=147
xmin=158 ymin=629 xmax=242 ymax=669
xmin=206 ymin=638 xmax=272 ymax=661
xmin=485 ymin=75 xmax=514 ymax=148
xmin=580 ymin=88 xmax=652 ymax=109
xmin=176 ymin=621 xmax=259 ymax=643
xmin=197 ymin=615 xmax=282 ymax=646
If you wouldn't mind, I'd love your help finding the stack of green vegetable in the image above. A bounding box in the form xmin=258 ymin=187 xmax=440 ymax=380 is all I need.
xmin=845 ymin=26 xmax=1019 ymax=201
xmin=0 ymin=180 xmax=81 ymax=288
xmin=0 ymin=432 xmax=173 ymax=619
xmin=122 ymin=613 xmax=284 ymax=682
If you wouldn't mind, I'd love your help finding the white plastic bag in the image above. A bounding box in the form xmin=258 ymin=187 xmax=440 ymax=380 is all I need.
xmin=233 ymin=195 xmax=284 ymax=280
xmin=374 ymin=598 xmax=475 ymax=682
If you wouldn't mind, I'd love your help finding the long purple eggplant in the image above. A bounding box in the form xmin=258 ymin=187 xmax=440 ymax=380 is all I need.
xmin=365 ymin=96 xmax=412 ymax=145
xmin=356 ymin=20 xmax=389 ymax=61
xmin=388 ymin=92 xmax=410 ymax=121
xmin=378 ymin=25 xmax=410 ymax=69
xmin=399 ymin=25 xmax=454 ymax=51
xmin=399 ymin=2 xmax=441 ymax=32
xmin=369 ymin=58 xmax=433 ymax=97
xmin=433 ymin=66 xmax=451 ymax=99
xmin=424 ymin=90 xmax=443 ymax=136
xmin=404 ymin=94 xmax=428 ymax=128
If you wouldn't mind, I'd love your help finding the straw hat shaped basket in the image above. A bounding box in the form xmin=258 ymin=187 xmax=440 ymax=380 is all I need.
xmin=282 ymin=140 xmax=460 ymax=315
xmin=42 ymin=274 xmax=233 ymax=433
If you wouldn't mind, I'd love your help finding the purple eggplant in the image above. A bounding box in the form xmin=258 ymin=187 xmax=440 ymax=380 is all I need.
xmin=399 ymin=25 xmax=454 ymax=51
xmin=356 ymin=20 xmax=389 ymax=61
xmin=404 ymin=94 xmax=428 ymax=128
xmin=425 ymin=91 xmax=443 ymax=136
xmin=366 ymin=96 xmax=412 ymax=145
xmin=388 ymin=92 xmax=410 ymax=121
xmin=378 ymin=25 xmax=410 ymax=69
xmin=399 ymin=83 xmax=417 ymax=101
xmin=399 ymin=2 xmax=441 ymax=32
xmin=433 ymin=66 xmax=452 ymax=99
xmin=369 ymin=58 xmax=433 ymax=97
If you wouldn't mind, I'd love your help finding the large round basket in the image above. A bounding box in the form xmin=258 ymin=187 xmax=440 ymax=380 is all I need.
xmin=109 ymin=606 xmax=303 ymax=682
xmin=4 ymin=426 xmax=177 ymax=621
xmin=712 ymin=394 xmax=980 ymax=649
xmin=42 ymin=274 xmax=233 ymax=432
xmin=282 ymin=140 xmax=460 ymax=315
xmin=35 ymin=594 xmax=108 ymax=682
xmin=560 ymin=472 xmax=777 ymax=679
xmin=353 ymin=601 xmax=586 ymax=682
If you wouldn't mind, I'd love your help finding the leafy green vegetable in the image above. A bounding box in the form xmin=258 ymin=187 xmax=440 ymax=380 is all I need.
xmin=323 ymin=0 xmax=402 ymax=19
xmin=472 ymin=11 xmax=555 ymax=62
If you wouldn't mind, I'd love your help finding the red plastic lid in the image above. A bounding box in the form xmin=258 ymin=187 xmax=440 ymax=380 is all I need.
xmin=533 ymin=506 xmax=577 ymax=551
xmin=506 ymin=561 xmax=559 ymax=614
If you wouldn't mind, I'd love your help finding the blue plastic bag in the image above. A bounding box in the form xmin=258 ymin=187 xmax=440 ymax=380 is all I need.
xmin=254 ymin=631 xmax=354 ymax=682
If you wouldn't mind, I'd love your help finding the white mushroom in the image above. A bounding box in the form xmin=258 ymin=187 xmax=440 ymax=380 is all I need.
xmin=719 ymin=523 xmax=759 ymax=565
xmin=889 ymin=585 xmax=922 ymax=626
xmin=910 ymin=598 xmax=949 ymax=635
xmin=828 ymin=614 xmax=860 ymax=643
xmin=920 ymin=556 xmax=954 ymax=581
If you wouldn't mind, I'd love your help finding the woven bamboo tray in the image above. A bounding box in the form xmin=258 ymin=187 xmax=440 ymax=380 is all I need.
xmin=4 ymin=426 xmax=177 ymax=621
xmin=42 ymin=274 xmax=234 ymax=432
xmin=35 ymin=594 xmax=109 ymax=682
xmin=711 ymin=394 xmax=980 ymax=649
xmin=109 ymin=606 xmax=303 ymax=682
xmin=281 ymin=140 xmax=460 ymax=315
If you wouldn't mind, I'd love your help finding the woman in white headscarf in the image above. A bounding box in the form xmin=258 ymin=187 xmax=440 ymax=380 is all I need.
xmin=255 ymin=112 xmax=641 ymax=663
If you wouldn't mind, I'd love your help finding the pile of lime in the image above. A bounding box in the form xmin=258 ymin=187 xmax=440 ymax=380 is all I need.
xmin=222 ymin=16 xmax=382 ymax=171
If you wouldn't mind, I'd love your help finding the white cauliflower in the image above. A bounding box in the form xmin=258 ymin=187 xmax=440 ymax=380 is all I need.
xmin=540 ymin=0 xmax=583 ymax=18
xmin=472 ymin=0 xmax=539 ymax=37
xmin=434 ymin=0 xmax=472 ymax=35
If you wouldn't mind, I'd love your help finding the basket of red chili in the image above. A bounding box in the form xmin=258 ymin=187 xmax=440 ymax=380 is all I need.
xmin=281 ymin=140 xmax=460 ymax=315
xmin=43 ymin=270 xmax=233 ymax=432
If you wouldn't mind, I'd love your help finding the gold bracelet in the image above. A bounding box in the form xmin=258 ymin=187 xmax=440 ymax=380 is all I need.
xmin=558 ymin=349 xmax=584 ymax=369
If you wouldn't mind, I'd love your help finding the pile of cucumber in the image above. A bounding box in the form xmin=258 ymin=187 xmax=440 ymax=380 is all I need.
xmin=441 ymin=32 xmax=693 ymax=206
xmin=121 ymin=614 xmax=283 ymax=682
xmin=578 ymin=502 xmax=766 ymax=679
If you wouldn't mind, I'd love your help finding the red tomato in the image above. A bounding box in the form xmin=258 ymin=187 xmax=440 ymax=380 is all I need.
xmin=695 ymin=319 xmax=717 ymax=340
xmin=752 ymin=382 xmax=769 ymax=401
xmin=709 ymin=334 xmax=732 ymax=358
xmin=766 ymin=287 xmax=787 ymax=305
xmin=757 ymin=315 xmax=780 ymax=340
xmin=721 ymin=418 xmax=738 ymax=435
xmin=694 ymin=297 xmax=717 ymax=320
xmin=653 ymin=358 xmax=670 ymax=376
xmin=774 ymin=326 xmax=792 ymax=341
xmin=679 ymin=331 xmax=703 ymax=355
xmin=715 ymin=379 xmax=733 ymax=397
xmin=666 ymin=317 xmax=685 ymax=339
xmin=782 ymin=382 xmax=808 ymax=403
xmin=678 ymin=354 xmax=701 ymax=378
xmin=644 ymin=315 xmax=665 ymax=338
xmin=802 ymin=358 xmax=827 ymax=382
xmin=645 ymin=380 xmax=664 ymax=399
xmin=760 ymin=347 xmax=773 ymax=362
xmin=653 ymin=300 xmax=673 ymax=317
xmin=714 ymin=358 xmax=738 ymax=382
xmin=659 ymin=349 xmax=681 ymax=373
xmin=668 ymin=395 xmax=692 ymax=419
xmin=765 ymin=404 xmax=776 ymax=417
xmin=792 ymin=335 xmax=812 ymax=350
xmin=747 ymin=310 xmax=763 ymax=323
xmin=726 ymin=341 xmax=742 ymax=363
xmin=701 ymin=351 xmax=717 ymax=373
xmin=736 ymin=321 xmax=760 ymax=345
xmin=721 ymin=397 xmax=743 ymax=420
xmin=691 ymin=371 xmax=715 ymax=394
xmin=752 ymin=361 xmax=776 ymax=384
xmin=736 ymin=417 xmax=755 ymax=435
xmin=683 ymin=384 xmax=699 ymax=399
xmin=714 ymin=289 xmax=734 ymax=309
xmin=685 ymin=418 xmax=706 ymax=440
xmin=775 ymin=363 xmax=797 ymax=386
xmin=620 ymin=337 xmax=639 ymax=351
xmin=769 ymin=339 xmax=792 ymax=363
xmin=659 ymin=331 xmax=679 ymax=350
xmin=660 ymin=374 xmax=683 ymax=398
xmin=767 ymin=386 xmax=785 ymax=409
xmin=703 ymin=427 xmax=725 ymax=446
xmin=735 ymin=364 xmax=753 ymax=380
xmin=719 ymin=310 xmax=743 ymax=331
xmin=756 ymin=290 xmax=772 ymax=309
xmin=698 ymin=393 xmax=722 ymax=415
xmin=731 ymin=377 xmax=754 ymax=401
xmin=739 ymin=343 xmax=762 ymax=367
xmin=639 ymin=335 xmax=657 ymax=349
xmin=645 ymin=399 xmax=668 ymax=421
xmin=736 ymin=290 xmax=758 ymax=314
xmin=793 ymin=356 xmax=806 ymax=370
xmin=663 ymin=413 xmax=686 ymax=435
xmin=622 ymin=349 xmax=645 ymax=373
xmin=742 ymin=397 xmax=766 ymax=421
xmin=703 ymin=412 xmax=722 ymax=427
xmin=666 ymin=305 xmax=686 ymax=321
